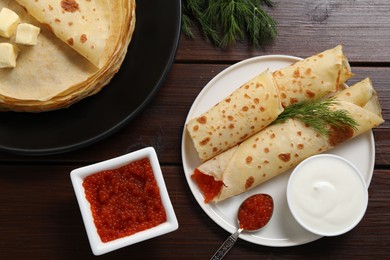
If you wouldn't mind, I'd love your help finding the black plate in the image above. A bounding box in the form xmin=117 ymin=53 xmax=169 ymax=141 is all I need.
xmin=0 ymin=0 xmax=181 ymax=155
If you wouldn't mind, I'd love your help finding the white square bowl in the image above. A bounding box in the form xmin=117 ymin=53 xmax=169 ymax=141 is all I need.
xmin=70 ymin=147 xmax=179 ymax=255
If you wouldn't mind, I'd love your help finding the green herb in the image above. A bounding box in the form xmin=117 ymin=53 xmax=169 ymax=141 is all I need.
xmin=182 ymin=0 xmax=278 ymax=47
xmin=273 ymin=98 xmax=359 ymax=136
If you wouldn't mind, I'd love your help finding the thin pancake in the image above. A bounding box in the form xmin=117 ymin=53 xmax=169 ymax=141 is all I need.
xmin=0 ymin=0 xmax=98 ymax=101
xmin=0 ymin=0 xmax=135 ymax=112
xmin=273 ymin=45 xmax=353 ymax=107
xmin=186 ymin=70 xmax=283 ymax=162
xmin=15 ymin=0 xmax=119 ymax=68
xmin=194 ymin=79 xmax=384 ymax=203
xmin=186 ymin=45 xmax=353 ymax=162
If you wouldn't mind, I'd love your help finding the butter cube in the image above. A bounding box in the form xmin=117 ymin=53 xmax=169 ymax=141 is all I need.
xmin=0 ymin=43 xmax=19 ymax=68
xmin=15 ymin=23 xmax=41 ymax=45
xmin=0 ymin=8 xmax=20 ymax=38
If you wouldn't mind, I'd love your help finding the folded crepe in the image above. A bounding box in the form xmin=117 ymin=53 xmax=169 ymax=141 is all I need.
xmin=186 ymin=45 xmax=353 ymax=162
xmin=0 ymin=0 xmax=135 ymax=112
xmin=15 ymin=0 xmax=121 ymax=68
xmin=192 ymin=79 xmax=384 ymax=203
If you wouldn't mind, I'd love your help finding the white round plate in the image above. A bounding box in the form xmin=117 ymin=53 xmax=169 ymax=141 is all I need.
xmin=181 ymin=55 xmax=375 ymax=247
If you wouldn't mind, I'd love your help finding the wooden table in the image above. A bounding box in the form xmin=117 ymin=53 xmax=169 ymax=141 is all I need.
xmin=1 ymin=0 xmax=389 ymax=259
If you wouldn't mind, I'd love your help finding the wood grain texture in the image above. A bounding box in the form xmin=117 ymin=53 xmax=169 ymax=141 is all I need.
xmin=0 ymin=0 xmax=389 ymax=259
xmin=178 ymin=0 xmax=390 ymax=63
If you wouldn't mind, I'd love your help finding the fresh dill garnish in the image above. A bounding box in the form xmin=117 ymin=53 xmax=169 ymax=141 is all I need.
xmin=273 ymin=98 xmax=359 ymax=136
xmin=182 ymin=0 xmax=277 ymax=47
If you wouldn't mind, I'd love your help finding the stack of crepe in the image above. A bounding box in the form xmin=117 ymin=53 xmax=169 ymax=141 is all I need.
xmin=0 ymin=0 xmax=136 ymax=112
xmin=186 ymin=46 xmax=384 ymax=203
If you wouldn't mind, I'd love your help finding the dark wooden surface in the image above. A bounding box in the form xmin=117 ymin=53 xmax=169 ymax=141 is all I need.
xmin=1 ymin=0 xmax=390 ymax=259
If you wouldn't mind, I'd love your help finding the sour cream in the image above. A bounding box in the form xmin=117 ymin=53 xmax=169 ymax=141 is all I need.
xmin=287 ymin=154 xmax=368 ymax=236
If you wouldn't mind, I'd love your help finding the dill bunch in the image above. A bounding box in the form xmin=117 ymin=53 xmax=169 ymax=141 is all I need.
xmin=273 ymin=98 xmax=359 ymax=136
xmin=182 ymin=0 xmax=278 ymax=47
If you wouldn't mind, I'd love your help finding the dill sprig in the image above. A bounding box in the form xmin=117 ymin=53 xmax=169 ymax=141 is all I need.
xmin=273 ymin=98 xmax=359 ymax=136
xmin=182 ymin=0 xmax=277 ymax=48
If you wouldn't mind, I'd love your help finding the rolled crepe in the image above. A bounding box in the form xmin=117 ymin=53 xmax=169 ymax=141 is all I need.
xmin=332 ymin=78 xmax=374 ymax=107
xmin=186 ymin=70 xmax=283 ymax=162
xmin=192 ymin=79 xmax=384 ymax=203
xmin=187 ymin=45 xmax=353 ymax=162
xmin=332 ymin=77 xmax=383 ymax=118
xmin=273 ymin=45 xmax=353 ymax=107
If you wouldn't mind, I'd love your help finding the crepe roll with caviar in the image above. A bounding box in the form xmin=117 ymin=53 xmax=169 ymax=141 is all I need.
xmin=192 ymin=79 xmax=384 ymax=203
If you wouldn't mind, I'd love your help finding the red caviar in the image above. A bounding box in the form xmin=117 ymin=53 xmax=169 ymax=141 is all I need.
xmin=238 ymin=194 xmax=273 ymax=230
xmin=191 ymin=169 xmax=223 ymax=203
xmin=83 ymin=158 xmax=166 ymax=243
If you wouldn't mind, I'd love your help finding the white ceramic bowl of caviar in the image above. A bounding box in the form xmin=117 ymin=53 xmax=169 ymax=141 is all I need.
xmin=286 ymin=154 xmax=368 ymax=237
xmin=70 ymin=147 xmax=178 ymax=256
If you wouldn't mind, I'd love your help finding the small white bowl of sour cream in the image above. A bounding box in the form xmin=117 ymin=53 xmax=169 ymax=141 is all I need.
xmin=287 ymin=154 xmax=368 ymax=237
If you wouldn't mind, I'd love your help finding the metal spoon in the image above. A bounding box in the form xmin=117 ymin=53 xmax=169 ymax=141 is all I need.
xmin=210 ymin=194 xmax=274 ymax=260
